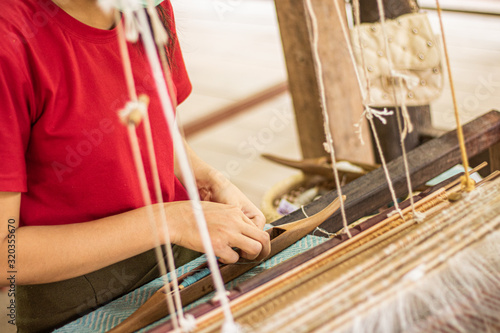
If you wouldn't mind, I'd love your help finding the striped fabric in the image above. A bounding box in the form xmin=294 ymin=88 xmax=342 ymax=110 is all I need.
xmin=56 ymin=234 xmax=328 ymax=333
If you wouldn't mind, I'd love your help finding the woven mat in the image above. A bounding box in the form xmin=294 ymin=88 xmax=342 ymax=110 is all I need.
xmin=55 ymin=234 xmax=327 ymax=333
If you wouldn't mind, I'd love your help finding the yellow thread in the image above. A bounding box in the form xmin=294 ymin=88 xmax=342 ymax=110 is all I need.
xmin=436 ymin=0 xmax=475 ymax=192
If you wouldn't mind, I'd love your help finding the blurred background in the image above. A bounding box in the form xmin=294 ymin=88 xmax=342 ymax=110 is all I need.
xmin=2 ymin=0 xmax=499 ymax=332
xmin=173 ymin=0 xmax=500 ymax=205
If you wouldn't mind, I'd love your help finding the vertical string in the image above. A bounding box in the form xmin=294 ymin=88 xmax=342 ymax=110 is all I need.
xmin=115 ymin=14 xmax=182 ymax=330
xmin=373 ymin=0 xmax=421 ymax=221
xmin=331 ymin=0 xmax=404 ymax=219
xmin=435 ymin=0 xmax=475 ymax=192
xmin=141 ymin=108 xmax=192 ymax=327
xmin=125 ymin=122 xmax=180 ymax=330
xmin=135 ymin=9 xmax=238 ymax=332
xmin=143 ymin=2 xmax=193 ymax=329
xmin=304 ymin=0 xmax=351 ymax=238
xmin=116 ymin=15 xmax=138 ymax=101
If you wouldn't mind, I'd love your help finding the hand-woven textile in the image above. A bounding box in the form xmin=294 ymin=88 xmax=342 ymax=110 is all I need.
xmin=55 ymin=234 xmax=327 ymax=333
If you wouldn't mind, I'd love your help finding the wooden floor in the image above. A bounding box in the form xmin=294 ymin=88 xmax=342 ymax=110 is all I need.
xmin=2 ymin=1 xmax=499 ymax=332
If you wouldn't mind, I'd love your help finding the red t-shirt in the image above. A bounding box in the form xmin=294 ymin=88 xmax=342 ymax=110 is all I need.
xmin=0 ymin=0 xmax=191 ymax=227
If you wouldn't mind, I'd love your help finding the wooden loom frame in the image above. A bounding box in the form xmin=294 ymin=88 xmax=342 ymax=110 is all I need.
xmin=143 ymin=110 xmax=500 ymax=332
xmin=140 ymin=0 xmax=500 ymax=329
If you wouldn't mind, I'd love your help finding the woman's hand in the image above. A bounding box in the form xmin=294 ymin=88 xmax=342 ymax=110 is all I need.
xmin=198 ymin=170 xmax=267 ymax=229
xmin=174 ymin=140 xmax=270 ymax=262
xmin=194 ymin=169 xmax=271 ymax=262
xmin=166 ymin=201 xmax=270 ymax=264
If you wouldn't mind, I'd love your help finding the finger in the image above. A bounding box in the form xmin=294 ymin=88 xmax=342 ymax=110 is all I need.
xmin=240 ymin=212 xmax=257 ymax=227
xmin=215 ymin=246 xmax=240 ymax=264
xmin=228 ymin=234 xmax=263 ymax=261
xmin=241 ymin=206 xmax=267 ymax=229
xmin=239 ymin=224 xmax=271 ymax=260
xmin=251 ymin=213 xmax=266 ymax=230
xmin=240 ymin=211 xmax=267 ymax=232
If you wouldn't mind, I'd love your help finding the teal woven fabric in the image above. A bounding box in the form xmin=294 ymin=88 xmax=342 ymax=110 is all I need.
xmin=55 ymin=235 xmax=327 ymax=333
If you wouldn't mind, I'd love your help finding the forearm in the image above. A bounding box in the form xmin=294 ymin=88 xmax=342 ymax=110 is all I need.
xmin=1 ymin=205 xmax=163 ymax=286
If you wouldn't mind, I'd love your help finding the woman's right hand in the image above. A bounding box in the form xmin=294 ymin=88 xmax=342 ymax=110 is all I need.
xmin=164 ymin=201 xmax=271 ymax=264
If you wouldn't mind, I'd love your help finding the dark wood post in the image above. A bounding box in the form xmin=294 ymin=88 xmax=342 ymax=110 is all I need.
xmin=489 ymin=142 xmax=500 ymax=172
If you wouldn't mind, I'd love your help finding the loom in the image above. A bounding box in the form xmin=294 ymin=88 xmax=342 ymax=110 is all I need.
xmin=100 ymin=111 xmax=498 ymax=333
xmin=56 ymin=0 xmax=500 ymax=331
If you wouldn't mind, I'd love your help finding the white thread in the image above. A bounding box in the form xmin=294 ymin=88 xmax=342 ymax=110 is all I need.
xmin=123 ymin=8 xmax=140 ymax=42
xmin=251 ymin=184 xmax=500 ymax=332
xmin=134 ymin=8 xmax=236 ymax=328
xmin=212 ymin=290 xmax=231 ymax=302
xmin=332 ymin=0 xmax=404 ymax=220
xmin=301 ymin=205 xmax=310 ymax=218
xmin=365 ymin=107 xmax=394 ymax=124
xmin=179 ymin=314 xmax=197 ymax=333
xmin=355 ymin=106 xmax=394 ymax=144
xmin=134 ymin=5 xmax=190 ymax=329
xmin=374 ymin=0 xmax=419 ymax=222
xmin=97 ymin=0 xmax=116 ymax=13
xmin=146 ymin=0 xmax=169 ymax=45
xmin=125 ymin=124 xmax=181 ymax=330
xmin=387 ymin=208 xmax=403 ymax=218
xmin=390 ymin=71 xmax=416 ymax=138
xmin=304 ymin=0 xmax=352 ymax=239
xmin=413 ymin=211 xmax=425 ymax=223
xmin=314 ymin=226 xmax=336 ymax=238
xmin=390 ymin=70 xmax=420 ymax=90
xmin=113 ymin=7 xmax=186 ymax=329
xmin=222 ymin=320 xmax=241 ymax=333
xmin=98 ymin=0 xmax=163 ymax=12
xmin=109 ymin=1 xmax=232 ymax=331
xmin=118 ymin=99 xmax=148 ymax=120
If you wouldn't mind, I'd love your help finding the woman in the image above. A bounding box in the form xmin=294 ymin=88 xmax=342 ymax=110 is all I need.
xmin=0 ymin=0 xmax=270 ymax=331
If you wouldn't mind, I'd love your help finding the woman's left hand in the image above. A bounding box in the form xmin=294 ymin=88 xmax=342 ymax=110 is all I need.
xmin=198 ymin=169 xmax=266 ymax=230
xmin=175 ymin=141 xmax=267 ymax=230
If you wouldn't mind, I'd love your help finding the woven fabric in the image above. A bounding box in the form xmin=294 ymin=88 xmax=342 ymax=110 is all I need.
xmin=55 ymin=235 xmax=327 ymax=333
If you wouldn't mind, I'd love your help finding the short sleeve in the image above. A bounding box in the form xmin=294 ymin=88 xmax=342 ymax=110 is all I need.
xmin=160 ymin=1 xmax=192 ymax=104
xmin=0 ymin=36 xmax=33 ymax=192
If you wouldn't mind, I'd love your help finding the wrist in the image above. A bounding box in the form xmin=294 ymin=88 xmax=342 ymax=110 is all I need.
xmin=155 ymin=202 xmax=182 ymax=246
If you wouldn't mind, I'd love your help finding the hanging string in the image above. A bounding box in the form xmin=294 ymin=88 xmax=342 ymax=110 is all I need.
xmin=143 ymin=1 xmax=192 ymax=329
xmin=435 ymin=0 xmax=475 ymax=193
xmin=114 ymin=15 xmax=182 ymax=330
xmin=355 ymin=107 xmax=393 ymax=145
xmin=122 ymin=6 xmax=140 ymax=42
xmin=134 ymin=8 xmax=239 ymax=332
xmin=331 ymin=0 xmax=404 ymax=219
xmin=373 ymin=0 xmax=423 ymax=222
xmin=303 ymin=0 xmax=351 ymax=239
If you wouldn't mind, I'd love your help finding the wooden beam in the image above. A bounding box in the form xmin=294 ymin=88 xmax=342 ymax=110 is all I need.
xmin=275 ymin=0 xmax=374 ymax=164
xmin=182 ymin=82 xmax=288 ymax=138
xmin=490 ymin=141 xmax=500 ymax=172
xmin=273 ymin=110 xmax=500 ymax=232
